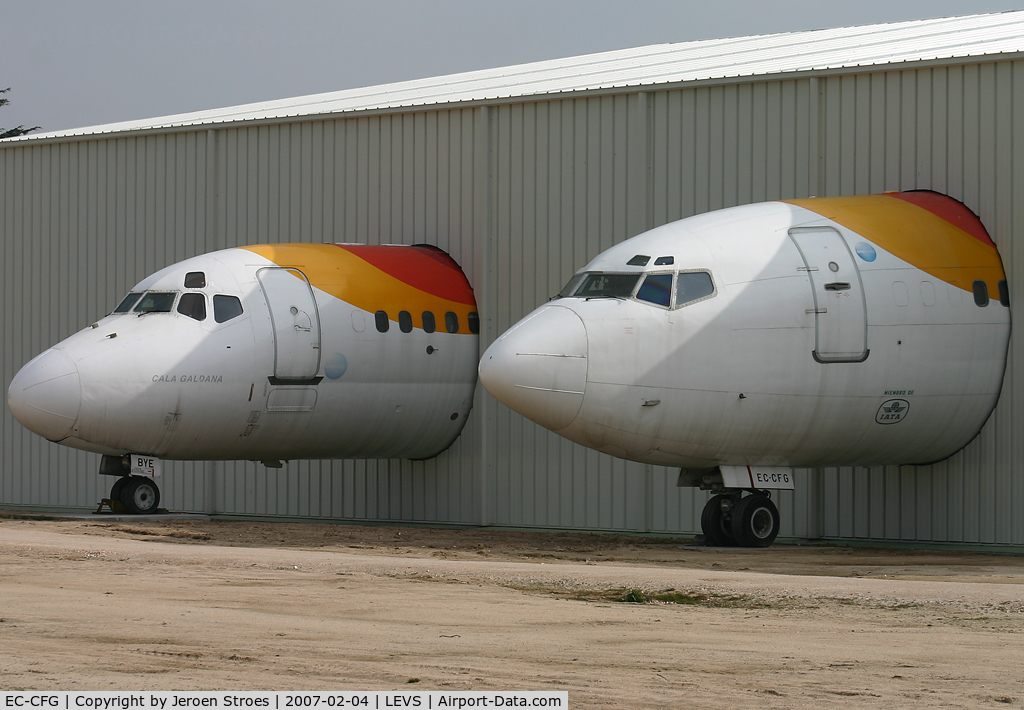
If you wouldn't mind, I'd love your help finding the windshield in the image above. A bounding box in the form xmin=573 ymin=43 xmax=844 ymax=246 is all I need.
xmin=557 ymin=274 xmax=586 ymax=298
xmin=636 ymin=273 xmax=673 ymax=307
xmin=562 ymin=273 xmax=641 ymax=299
xmin=113 ymin=292 xmax=144 ymax=313
xmin=134 ymin=292 xmax=176 ymax=313
xmin=677 ymin=271 xmax=715 ymax=306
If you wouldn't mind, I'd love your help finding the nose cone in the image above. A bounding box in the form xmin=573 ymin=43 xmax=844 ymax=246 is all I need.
xmin=8 ymin=348 xmax=81 ymax=441
xmin=479 ymin=305 xmax=588 ymax=431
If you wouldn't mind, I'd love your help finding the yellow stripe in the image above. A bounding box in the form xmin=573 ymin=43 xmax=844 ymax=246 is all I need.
xmin=240 ymin=244 xmax=477 ymax=329
xmin=784 ymin=195 xmax=1005 ymax=294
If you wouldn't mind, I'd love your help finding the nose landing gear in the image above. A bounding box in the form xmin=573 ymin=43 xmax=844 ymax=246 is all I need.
xmin=119 ymin=476 xmax=161 ymax=514
xmin=700 ymin=491 xmax=780 ymax=548
xmin=99 ymin=454 xmax=162 ymax=515
xmin=104 ymin=475 xmax=161 ymax=514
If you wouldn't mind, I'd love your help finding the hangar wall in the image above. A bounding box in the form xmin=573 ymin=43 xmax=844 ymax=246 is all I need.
xmin=3 ymin=57 xmax=1023 ymax=545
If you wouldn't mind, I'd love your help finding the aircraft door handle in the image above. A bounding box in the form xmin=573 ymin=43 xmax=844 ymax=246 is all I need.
xmin=824 ymin=282 xmax=851 ymax=291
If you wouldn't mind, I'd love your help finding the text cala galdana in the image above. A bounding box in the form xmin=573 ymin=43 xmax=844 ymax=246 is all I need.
xmin=152 ymin=374 xmax=224 ymax=383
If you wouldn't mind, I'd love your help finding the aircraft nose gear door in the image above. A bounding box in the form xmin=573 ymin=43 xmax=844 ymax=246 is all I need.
xmin=257 ymin=267 xmax=322 ymax=382
xmin=789 ymin=226 xmax=869 ymax=363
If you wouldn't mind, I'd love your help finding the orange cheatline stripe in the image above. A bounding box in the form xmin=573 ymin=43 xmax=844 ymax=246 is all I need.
xmin=240 ymin=244 xmax=478 ymax=331
xmin=783 ymin=194 xmax=1005 ymax=294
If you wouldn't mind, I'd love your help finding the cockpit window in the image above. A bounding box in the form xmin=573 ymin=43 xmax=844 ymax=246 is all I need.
xmin=557 ymin=274 xmax=586 ymax=298
xmin=566 ymin=273 xmax=641 ymax=299
xmin=654 ymin=256 xmax=674 ymax=266
xmin=676 ymin=271 xmax=715 ymax=306
xmin=184 ymin=272 xmax=206 ymax=288
xmin=213 ymin=295 xmax=244 ymax=323
xmin=114 ymin=292 xmax=143 ymax=313
xmin=134 ymin=292 xmax=176 ymax=313
xmin=177 ymin=293 xmax=207 ymax=321
xmin=627 ymin=255 xmax=651 ymax=266
xmin=636 ymin=274 xmax=673 ymax=307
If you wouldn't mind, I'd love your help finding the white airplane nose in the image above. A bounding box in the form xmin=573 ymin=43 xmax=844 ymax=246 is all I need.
xmin=8 ymin=348 xmax=82 ymax=441
xmin=479 ymin=306 xmax=588 ymax=431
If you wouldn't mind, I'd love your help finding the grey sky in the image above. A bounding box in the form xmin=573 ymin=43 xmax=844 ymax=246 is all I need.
xmin=4 ymin=0 xmax=1024 ymax=133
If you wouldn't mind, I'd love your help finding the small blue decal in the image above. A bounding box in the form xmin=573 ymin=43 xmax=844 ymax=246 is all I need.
xmin=324 ymin=353 xmax=348 ymax=380
xmin=855 ymin=242 xmax=877 ymax=262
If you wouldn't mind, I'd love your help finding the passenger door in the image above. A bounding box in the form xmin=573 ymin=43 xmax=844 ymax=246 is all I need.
xmin=789 ymin=226 xmax=868 ymax=363
xmin=257 ymin=267 xmax=322 ymax=381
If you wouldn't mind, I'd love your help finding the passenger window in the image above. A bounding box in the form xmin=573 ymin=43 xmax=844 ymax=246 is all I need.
xmin=999 ymin=280 xmax=1010 ymax=307
xmin=468 ymin=311 xmax=480 ymax=334
xmin=676 ymin=272 xmax=715 ymax=307
xmin=184 ymin=272 xmax=206 ymax=288
xmin=892 ymin=281 xmax=909 ymax=307
xmin=973 ymin=280 xmax=989 ymax=307
xmin=422 ymin=311 xmax=436 ymax=333
xmin=114 ymin=292 xmax=143 ymax=313
xmin=134 ymin=292 xmax=176 ymax=313
xmin=398 ymin=311 xmax=413 ymax=333
xmin=920 ymin=281 xmax=936 ymax=307
xmin=177 ymin=293 xmax=207 ymax=321
xmin=213 ymin=295 xmax=244 ymax=323
xmin=375 ymin=310 xmax=390 ymax=332
xmin=445 ymin=312 xmax=459 ymax=333
xmin=654 ymin=256 xmax=674 ymax=266
xmin=636 ymin=274 xmax=673 ymax=307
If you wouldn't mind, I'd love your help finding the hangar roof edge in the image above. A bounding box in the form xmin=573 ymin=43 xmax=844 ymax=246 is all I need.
xmin=7 ymin=10 xmax=1024 ymax=143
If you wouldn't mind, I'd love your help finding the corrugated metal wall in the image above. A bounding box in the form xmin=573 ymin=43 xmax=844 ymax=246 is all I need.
xmin=2 ymin=58 xmax=1022 ymax=544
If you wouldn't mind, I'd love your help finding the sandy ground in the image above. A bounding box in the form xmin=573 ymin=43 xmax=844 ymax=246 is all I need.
xmin=1 ymin=515 xmax=1023 ymax=708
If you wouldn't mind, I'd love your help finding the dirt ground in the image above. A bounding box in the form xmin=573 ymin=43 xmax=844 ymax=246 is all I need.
xmin=2 ymin=514 xmax=1023 ymax=708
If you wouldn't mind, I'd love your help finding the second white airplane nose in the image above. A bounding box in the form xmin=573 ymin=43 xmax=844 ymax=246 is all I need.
xmin=479 ymin=306 xmax=588 ymax=431
xmin=8 ymin=348 xmax=81 ymax=442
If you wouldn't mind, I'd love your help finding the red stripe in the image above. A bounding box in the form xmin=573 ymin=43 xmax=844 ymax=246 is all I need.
xmin=334 ymin=244 xmax=476 ymax=305
xmin=889 ymin=191 xmax=995 ymax=247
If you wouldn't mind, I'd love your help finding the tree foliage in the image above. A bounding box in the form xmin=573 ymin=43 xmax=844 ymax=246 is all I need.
xmin=0 ymin=88 xmax=40 ymax=139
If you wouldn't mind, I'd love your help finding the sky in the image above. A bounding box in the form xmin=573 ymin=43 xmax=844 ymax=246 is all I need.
xmin=4 ymin=0 xmax=1024 ymax=134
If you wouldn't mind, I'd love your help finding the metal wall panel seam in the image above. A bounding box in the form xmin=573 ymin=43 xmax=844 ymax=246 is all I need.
xmin=992 ymin=61 xmax=1016 ymax=543
xmin=1 ymin=151 xmax=11 ymax=503
xmin=1010 ymin=60 xmax=1024 ymax=545
xmin=474 ymin=104 xmax=493 ymax=526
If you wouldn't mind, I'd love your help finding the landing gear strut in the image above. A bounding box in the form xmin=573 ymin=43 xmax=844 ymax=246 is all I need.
xmin=700 ymin=491 xmax=780 ymax=548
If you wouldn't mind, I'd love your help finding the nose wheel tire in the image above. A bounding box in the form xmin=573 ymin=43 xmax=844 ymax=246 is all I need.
xmin=700 ymin=494 xmax=737 ymax=547
xmin=119 ymin=476 xmax=161 ymax=515
xmin=109 ymin=476 xmax=130 ymax=504
xmin=731 ymin=494 xmax=780 ymax=547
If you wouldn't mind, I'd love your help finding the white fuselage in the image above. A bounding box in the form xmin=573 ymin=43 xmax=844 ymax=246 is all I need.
xmin=9 ymin=245 xmax=480 ymax=461
xmin=479 ymin=200 xmax=1010 ymax=469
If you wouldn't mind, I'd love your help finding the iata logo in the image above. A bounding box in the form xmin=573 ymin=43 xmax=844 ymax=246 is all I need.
xmin=875 ymin=398 xmax=910 ymax=424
